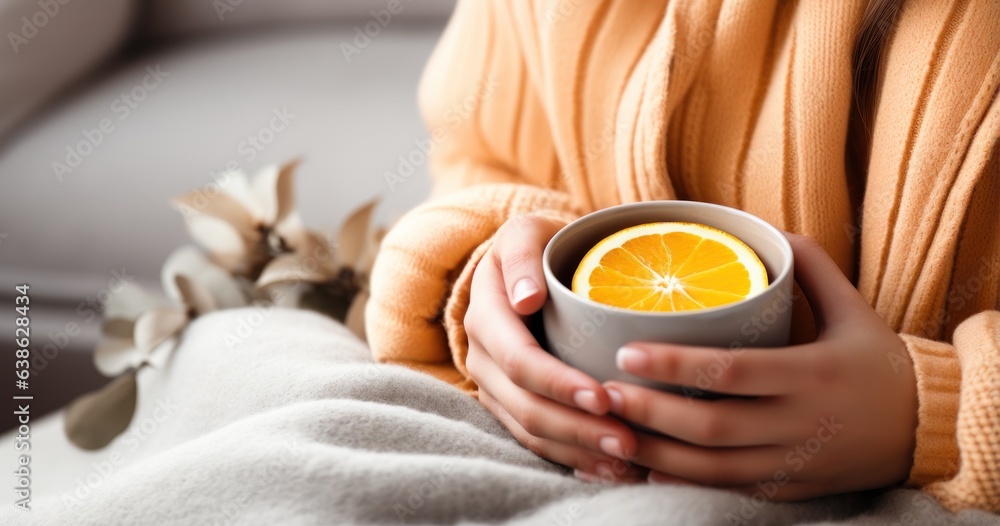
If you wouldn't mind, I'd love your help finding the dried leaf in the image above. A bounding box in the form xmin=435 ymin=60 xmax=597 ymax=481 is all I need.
xmin=174 ymin=274 xmax=217 ymax=316
xmin=172 ymin=191 xmax=256 ymax=239
xmin=344 ymin=288 xmax=369 ymax=340
xmin=134 ymin=308 xmax=188 ymax=355
xmin=161 ymin=246 xmax=248 ymax=309
xmin=64 ymin=372 xmax=138 ymax=450
xmin=256 ymin=253 xmax=334 ymax=288
xmin=93 ymin=336 xmax=139 ymax=376
xmin=337 ymin=197 xmax=378 ymax=268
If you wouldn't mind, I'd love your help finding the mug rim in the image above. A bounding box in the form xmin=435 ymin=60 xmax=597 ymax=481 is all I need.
xmin=542 ymin=201 xmax=794 ymax=318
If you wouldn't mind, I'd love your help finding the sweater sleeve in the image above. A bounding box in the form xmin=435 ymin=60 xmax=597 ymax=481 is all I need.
xmin=366 ymin=0 xmax=577 ymax=392
xmin=902 ymin=312 xmax=1000 ymax=512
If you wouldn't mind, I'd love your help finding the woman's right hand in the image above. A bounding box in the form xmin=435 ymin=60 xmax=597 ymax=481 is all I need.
xmin=465 ymin=214 xmax=643 ymax=482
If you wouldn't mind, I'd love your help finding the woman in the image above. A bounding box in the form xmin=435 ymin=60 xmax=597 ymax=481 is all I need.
xmin=367 ymin=0 xmax=999 ymax=511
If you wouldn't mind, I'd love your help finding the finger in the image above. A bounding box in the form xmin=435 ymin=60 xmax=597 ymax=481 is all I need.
xmin=783 ymin=232 xmax=868 ymax=331
xmin=470 ymin=346 xmax=637 ymax=460
xmin=614 ymin=341 xmax=816 ymax=396
xmin=604 ymin=382 xmax=795 ymax=447
xmin=492 ymin=215 xmax=564 ymax=315
xmin=468 ymin=259 xmax=611 ymax=414
xmin=480 ymin=389 xmax=646 ymax=482
xmin=634 ymin=433 xmax=785 ymax=486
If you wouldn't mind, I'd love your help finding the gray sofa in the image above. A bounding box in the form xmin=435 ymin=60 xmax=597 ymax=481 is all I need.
xmin=0 ymin=0 xmax=449 ymax=420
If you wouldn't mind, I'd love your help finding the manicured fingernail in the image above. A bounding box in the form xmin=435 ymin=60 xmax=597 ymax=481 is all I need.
xmin=512 ymin=278 xmax=540 ymax=305
xmin=599 ymin=436 xmax=626 ymax=460
xmin=573 ymin=389 xmax=602 ymax=415
xmin=606 ymin=387 xmax=623 ymax=414
xmin=616 ymin=346 xmax=650 ymax=371
xmin=574 ymin=469 xmax=601 ymax=483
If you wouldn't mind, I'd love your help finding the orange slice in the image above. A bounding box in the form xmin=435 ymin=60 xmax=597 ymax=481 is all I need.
xmin=571 ymin=222 xmax=768 ymax=312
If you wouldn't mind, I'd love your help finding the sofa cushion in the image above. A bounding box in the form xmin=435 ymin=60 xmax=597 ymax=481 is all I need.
xmin=141 ymin=0 xmax=455 ymax=40
xmin=0 ymin=0 xmax=136 ymax=138
xmin=0 ymin=26 xmax=435 ymax=334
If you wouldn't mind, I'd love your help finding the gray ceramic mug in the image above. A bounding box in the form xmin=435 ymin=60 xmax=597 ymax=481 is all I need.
xmin=541 ymin=201 xmax=794 ymax=392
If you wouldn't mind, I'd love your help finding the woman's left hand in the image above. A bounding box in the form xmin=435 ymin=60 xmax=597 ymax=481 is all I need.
xmin=603 ymin=233 xmax=919 ymax=500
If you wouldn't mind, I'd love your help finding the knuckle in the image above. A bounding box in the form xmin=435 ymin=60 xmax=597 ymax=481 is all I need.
xmin=465 ymin=347 xmax=482 ymax=379
xmin=463 ymin=308 xmax=478 ymax=337
xmin=655 ymin=350 xmax=681 ymax=380
xmin=714 ymin=358 xmax=743 ymax=390
xmin=502 ymin=214 xmax=543 ymax=236
xmin=500 ymin=247 xmax=537 ymax=273
xmin=516 ymin=406 xmax=541 ymax=436
xmin=502 ymin=346 xmax=527 ymax=386
xmin=695 ymin=413 xmax=729 ymax=445
xmin=811 ymin=352 xmax=841 ymax=384
xmin=522 ymin=435 xmax=546 ymax=457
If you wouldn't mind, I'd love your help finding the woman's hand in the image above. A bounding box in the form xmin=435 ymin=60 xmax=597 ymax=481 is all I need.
xmin=605 ymin=233 xmax=918 ymax=499
xmin=465 ymin=215 xmax=644 ymax=482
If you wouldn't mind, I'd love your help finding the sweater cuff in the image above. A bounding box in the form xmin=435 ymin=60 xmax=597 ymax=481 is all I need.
xmin=443 ymin=208 xmax=578 ymax=396
xmin=900 ymin=333 xmax=961 ymax=485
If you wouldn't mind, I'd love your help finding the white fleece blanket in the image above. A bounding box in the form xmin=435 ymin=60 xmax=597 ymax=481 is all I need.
xmin=3 ymin=308 xmax=997 ymax=525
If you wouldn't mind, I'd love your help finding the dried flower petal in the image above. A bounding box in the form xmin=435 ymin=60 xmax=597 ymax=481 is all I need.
xmin=64 ymin=372 xmax=138 ymax=450
xmin=253 ymin=160 xmax=299 ymax=225
xmin=161 ymin=246 xmax=248 ymax=309
xmin=181 ymin=215 xmax=252 ymax=272
xmin=174 ymin=274 xmax=217 ymax=316
xmin=172 ymin=191 xmax=257 ymax=239
xmin=93 ymin=336 xmax=140 ymax=376
xmin=103 ymin=282 xmax=161 ymax=320
xmin=134 ymin=308 xmax=188 ymax=355
xmin=337 ymin=197 xmax=378 ymax=268
xmin=256 ymin=253 xmax=335 ymax=288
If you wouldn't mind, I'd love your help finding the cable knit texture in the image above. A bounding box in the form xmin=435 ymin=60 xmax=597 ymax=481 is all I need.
xmin=366 ymin=0 xmax=1000 ymax=512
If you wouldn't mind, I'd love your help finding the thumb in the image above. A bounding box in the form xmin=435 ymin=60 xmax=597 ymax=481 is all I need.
xmin=492 ymin=215 xmax=566 ymax=316
xmin=784 ymin=232 xmax=869 ymax=331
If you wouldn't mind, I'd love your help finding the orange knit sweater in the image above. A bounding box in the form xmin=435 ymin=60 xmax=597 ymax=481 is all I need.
xmin=366 ymin=0 xmax=1000 ymax=512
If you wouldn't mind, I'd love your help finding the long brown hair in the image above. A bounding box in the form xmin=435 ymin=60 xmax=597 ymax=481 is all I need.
xmin=848 ymin=0 xmax=904 ymax=195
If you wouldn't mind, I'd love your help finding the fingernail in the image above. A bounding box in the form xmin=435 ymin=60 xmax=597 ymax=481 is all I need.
xmin=573 ymin=389 xmax=602 ymax=415
xmin=599 ymin=436 xmax=626 ymax=460
xmin=512 ymin=278 xmax=540 ymax=305
xmin=606 ymin=387 xmax=623 ymax=414
xmin=616 ymin=346 xmax=650 ymax=371
xmin=574 ymin=469 xmax=601 ymax=483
